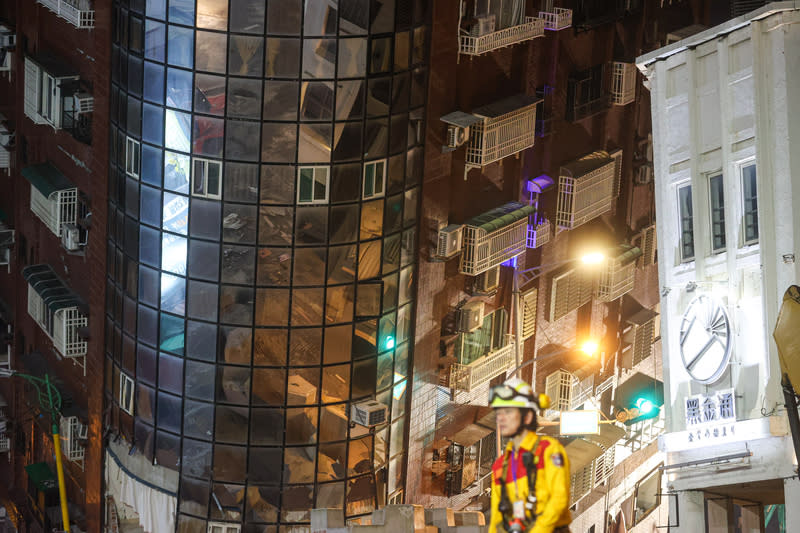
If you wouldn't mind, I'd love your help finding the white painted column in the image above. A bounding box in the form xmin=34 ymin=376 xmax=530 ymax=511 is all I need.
xmin=784 ymin=476 xmax=800 ymax=532
xmin=673 ymin=490 xmax=706 ymax=533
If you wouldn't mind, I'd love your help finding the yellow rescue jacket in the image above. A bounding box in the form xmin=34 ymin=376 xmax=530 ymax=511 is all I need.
xmin=489 ymin=433 xmax=571 ymax=533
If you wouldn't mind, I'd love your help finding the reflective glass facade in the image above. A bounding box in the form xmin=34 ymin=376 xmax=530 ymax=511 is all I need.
xmin=106 ymin=0 xmax=428 ymax=530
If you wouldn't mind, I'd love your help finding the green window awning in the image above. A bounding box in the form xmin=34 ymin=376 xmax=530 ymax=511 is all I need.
xmin=21 ymin=163 xmax=76 ymax=199
xmin=25 ymin=462 xmax=58 ymax=493
xmin=22 ymin=264 xmax=81 ymax=313
xmin=464 ymin=202 xmax=536 ymax=233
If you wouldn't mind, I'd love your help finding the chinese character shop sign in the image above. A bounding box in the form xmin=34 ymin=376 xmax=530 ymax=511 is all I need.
xmin=684 ymin=389 xmax=736 ymax=444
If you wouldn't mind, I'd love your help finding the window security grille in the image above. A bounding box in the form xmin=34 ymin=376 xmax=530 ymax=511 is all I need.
xmin=464 ymin=95 xmax=539 ymax=170
xmin=556 ymin=151 xmax=618 ymax=230
xmin=59 ymin=415 xmax=87 ymax=469
xmin=610 ymin=62 xmax=637 ymax=106
xmin=35 ymin=0 xmax=95 ymax=28
xmin=632 ymin=225 xmax=657 ymax=267
xmin=548 ymin=268 xmax=594 ymax=322
xmin=521 ymin=288 xmax=538 ymax=340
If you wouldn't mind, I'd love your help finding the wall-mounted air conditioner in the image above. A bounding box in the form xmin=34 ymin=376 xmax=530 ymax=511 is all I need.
xmin=62 ymin=223 xmax=81 ymax=251
xmin=350 ymin=400 xmax=389 ymax=428
xmin=475 ymin=266 xmax=500 ymax=294
xmin=447 ymin=125 xmax=470 ymax=148
xmin=436 ymin=224 xmax=463 ymax=259
xmin=471 ymin=14 xmax=496 ymax=36
xmin=457 ymin=301 xmax=485 ymax=332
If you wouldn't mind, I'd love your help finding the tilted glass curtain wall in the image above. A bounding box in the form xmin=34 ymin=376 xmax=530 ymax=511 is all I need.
xmin=106 ymin=0 xmax=428 ymax=530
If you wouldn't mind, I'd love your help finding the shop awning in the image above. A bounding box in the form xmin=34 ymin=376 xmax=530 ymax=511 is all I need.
xmin=25 ymin=462 xmax=58 ymax=493
xmin=465 ymin=202 xmax=536 ymax=233
xmin=22 ymin=264 xmax=81 ymax=313
xmin=21 ymin=163 xmax=75 ymax=199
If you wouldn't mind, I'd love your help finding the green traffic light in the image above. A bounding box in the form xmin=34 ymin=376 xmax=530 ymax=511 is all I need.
xmin=636 ymin=397 xmax=654 ymax=414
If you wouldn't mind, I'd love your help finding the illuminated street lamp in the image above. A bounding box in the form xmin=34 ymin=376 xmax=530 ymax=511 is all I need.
xmin=505 ymin=338 xmax=600 ymax=379
xmin=0 ymin=368 xmax=71 ymax=532
xmin=510 ymin=250 xmax=606 ymax=386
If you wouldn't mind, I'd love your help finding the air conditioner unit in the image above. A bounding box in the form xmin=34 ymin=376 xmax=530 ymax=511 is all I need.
xmin=62 ymin=223 xmax=81 ymax=251
xmin=457 ymin=301 xmax=485 ymax=332
xmin=350 ymin=400 xmax=389 ymax=428
xmin=446 ymin=125 xmax=470 ymax=148
xmin=635 ymin=164 xmax=653 ymax=185
xmin=0 ymin=29 xmax=14 ymax=50
xmin=436 ymin=224 xmax=463 ymax=259
xmin=73 ymin=92 xmax=94 ymax=115
xmin=471 ymin=14 xmax=496 ymax=36
xmin=475 ymin=266 xmax=500 ymax=294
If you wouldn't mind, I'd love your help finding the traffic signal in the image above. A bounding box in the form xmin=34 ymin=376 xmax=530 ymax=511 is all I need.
xmin=614 ymin=372 xmax=664 ymax=426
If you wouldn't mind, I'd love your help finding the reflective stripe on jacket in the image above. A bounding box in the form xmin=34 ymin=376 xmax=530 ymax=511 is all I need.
xmin=488 ymin=433 xmax=571 ymax=533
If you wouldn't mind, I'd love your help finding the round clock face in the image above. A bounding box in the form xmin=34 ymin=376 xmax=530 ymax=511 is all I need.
xmin=679 ymin=295 xmax=732 ymax=384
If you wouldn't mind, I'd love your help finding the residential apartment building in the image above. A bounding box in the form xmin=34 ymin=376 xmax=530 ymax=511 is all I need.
xmin=404 ymin=1 xmax=694 ymax=531
xmin=637 ymin=2 xmax=800 ymax=531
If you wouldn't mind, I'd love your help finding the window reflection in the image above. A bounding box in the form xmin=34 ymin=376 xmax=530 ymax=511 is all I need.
xmin=192 ymin=116 xmax=224 ymax=157
xmin=161 ymin=233 xmax=187 ymax=275
xmin=253 ymin=329 xmax=287 ymax=365
xmin=195 ymin=30 xmax=228 ymax=73
xmin=167 ymin=26 xmax=194 ymax=68
xmin=226 ymin=78 xmax=261 ymax=118
xmin=229 ymin=35 xmax=264 ymax=78
xmin=335 ymin=80 xmax=364 ymax=120
xmin=225 ymin=120 xmax=260 ymax=162
xmin=264 ymin=80 xmax=299 ymax=121
xmin=164 ymin=109 xmax=192 ymax=152
xmin=266 ymin=0 xmax=301 ymax=35
xmin=196 ymin=0 xmax=227 ymax=30
xmin=166 ymin=67 xmax=192 ymax=110
xmin=194 ymin=73 xmax=225 ymax=116
xmin=229 ymin=0 xmax=264 ymax=34
xmin=265 ymin=37 xmax=301 ymax=78
xmin=145 ymin=20 xmax=165 ymax=60
xmin=160 ymin=273 xmax=186 ymax=314
xmin=303 ymin=39 xmax=337 ymax=79
xmin=168 ymin=0 xmax=194 ymax=24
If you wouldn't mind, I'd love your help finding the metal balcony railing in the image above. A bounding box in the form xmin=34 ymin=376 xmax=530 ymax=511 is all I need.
xmin=450 ymin=338 xmax=515 ymax=392
xmin=460 ymin=202 xmax=534 ymax=276
xmin=459 ymin=17 xmax=545 ymax=56
xmin=526 ymin=218 xmax=551 ymax=249
xmin=545 ymin=369 xmax=595 ymax=416
xmin=36 ymin=0 xmax=95 ymax=28
xmin=539 ymin=7 xmax=572 ymax=30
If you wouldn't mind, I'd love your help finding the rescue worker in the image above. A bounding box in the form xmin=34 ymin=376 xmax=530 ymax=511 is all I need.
xmin=488 ymin=377 xmax=571 ymax=533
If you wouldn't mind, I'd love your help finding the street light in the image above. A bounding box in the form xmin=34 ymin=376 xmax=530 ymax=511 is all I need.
xmin=0 ymin=369 xmax=71 ymax=532
xmin=510 ymin=251 xmax=606 ymax=387
xmin=505 ymin=339 xmax=600 ymax=379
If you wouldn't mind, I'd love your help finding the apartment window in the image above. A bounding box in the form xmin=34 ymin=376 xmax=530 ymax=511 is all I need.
xmin=120 ymin=372 xmax=135 ymax=415
xmin=208 ymin=524 xmax=240 ymax=533
xmin=40 ymin=73 xmax=56 ymax=123
xmin=125 ymin=137 xmax=141 ymax=179
xmin=742 ymin=163 xmax=758 ymax=244
xmin=192 ymin=158 xmax=222 ymax=199
xmin=678 ymin=184 xmax=694 ymax=261
xmin=363 ymin=159 xmax=386 ymax=199
xmin=297 ymin=166 xmax=329 ymax=204
xmin=709 ymin=174 xmax=725 ymax=252
xmin=633 ymin=466 xmax=662 ymax=524
xmin=455 ymin=308 xmax=508 ymax=366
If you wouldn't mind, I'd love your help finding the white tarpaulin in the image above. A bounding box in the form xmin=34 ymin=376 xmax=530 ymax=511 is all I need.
xmin=105 ymin=450 xmax=177 ymax=533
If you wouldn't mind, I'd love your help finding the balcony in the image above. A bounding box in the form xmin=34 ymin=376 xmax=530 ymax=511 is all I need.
xmin=450 ymin=337 xmax=515 ymax=392
xmin=36 ymin=0 xmax=95 ymax=29
xmin=24 ymin=55 xmax=94 ymax=143
xmin=539 ymin=7 xmax=572 ymax=30
xmin=22 ymin=163 xmax=78 ymax=238
xmin=621 ymin=306 xmax=658 ymax=370
xmin=526 ymin=217 xmax=551 ymax=249
xmin=596 ymin=244 xmax=641 ymax=302
xmin=23 ymin=264 xmax=88 ymax=373
xmin=460 ymin=201 xmax=535 ymax=276
xmin=610 ymin=62 xmax=637 ymax=106
xmin=464 ymin=94 xmax=540 ymax=170
xmin=460 ymin=16 xmax=545 ymax=56
xmin=545 ymin=368 xmax=594 ymax=415
xmin=556 ymin=150 xmax=620 ymax=230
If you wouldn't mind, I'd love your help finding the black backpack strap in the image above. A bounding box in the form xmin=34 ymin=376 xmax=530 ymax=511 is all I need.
xmin=521 ymin=436 xmax=541 ymax=526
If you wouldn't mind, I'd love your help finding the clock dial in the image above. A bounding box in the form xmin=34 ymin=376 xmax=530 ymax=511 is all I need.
xmin=679 ymin=295 xmax=732 ymax=384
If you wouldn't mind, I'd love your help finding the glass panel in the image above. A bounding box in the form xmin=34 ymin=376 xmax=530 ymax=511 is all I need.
xmin=179 ymin=477 xmax=209 ymax=516
xmin=321 ymin=367 xmax=350 ymax=405
xmin=370 ymin=37 xmax=392 ymax=74
xmin=261 ymin=123 xmax=297 ymax=162
xmin=326 ymin=285 xmax=354 ymax=324
xmin=253 ymin=329 xmax=287 ymax=365
xmin=155 ymin=431 xmax=181 ymax=471
xmin=136 ymin=383 xmax=156 ymax=423
xmin=144 ymin=61 xmax=165 ymax=104
xmin=142 ymin=103 xmax=164 ymax=145
xmin=221 ymin=245 xmax=255 ymax=284
xmin=339 ymin=0 xmax=368 ymax=35
xmin=226 ymin=78 xmax=261 ymax=118
xmin=258 ymin=206 xmax=294 ymax=245
xmin=327 ymin=244 xmax=356 ymax=284
xmin=209 ymin=483 xmax=243 ymax=520
xmin=335 ymin=80 xmax=364 ymax=120
xmin=187 ymin=280 xmax=218 ymax=321
xmin=219 ymin=325 xmax=251 ymax=365
xmin=166 ymin=67 xmax=192 ymax=110
xmin=250 ymin=408 xmax=285 ymax=445
xmin=165 ymin=109 xmax=192 ymax=152
xmin=260 ymin=165 xmax=295 ymax=204
xmin=679 ymin=185 xmax=694 ymax=261
xmin=255 ymin=288 xmax=289 ymax=325
xmin=156 ymin=391 xmax=182 ymax=432
xmin=361 ymin=199 xmax=383 ymax=239
xmin=225 ymin=120 xmax=260 ymax=162
xmin=162 ymin=192 xmax=189 ymax=234
xmin=229 ymin=35 xmax=264 ymax=77
xmin=183 ymin=399 xmax=214 ymax=439
xmin=286 ymin=407 xmax=318 ymax=445
xmin=185 ymin=320 xmax=218 ymax=360
xmin=300 ymin=81 xmax=334 ymax=121
xmin=291 ymin=288 xmax=325 ymax=326
xmin=160 ymin=273 xmax=186 ymax=315
xmin=145 ymin=20 xmax=166 ymax=60
xmin=169 ymin=0 xmax=195 ymax=24
xmin=337 ymin=37 xmax=366 ymax=78
xmin=195 ymin=30 xmax=228 ymax=73
xmin=219 ymin=285 xmax=254 ymax=323
xmin=196 ymin=0 xmax=227 ymax=30
xmin=298 ymin=124 xmax=332 ymax=164
xmin=193 ymin=118 xmax=224 ymax=157
xmin=187 ymin=239 xmax=220 ymax=281
xmin=284 ymin=446 xmax=316 ymax=483
xmin=167 ymin=26 xmax=194 ymax=68
xmin=194 ymin=73 xmax=226 ymax=116
xmin=709 ymin=174 xmax=725 ymax=252
xmin=266 ymin=0 xmax=301 ymax=34
xmin=351 ymin=357 xmax=377 ymax=397
xmin=252 ymin=368 xmax=286 ymax=404
xmin=137 ymin=344 xmax=158 ymax=384
xmin=382 ymin=233 xmax=400 ymax=274
xmin=224 ymin=162 xmax=258 ymax=203
xmin=324 ymin=325 xmax=352 ymax=364
xmin=257 ymin=247 xmax=292 ymax=286
xmin=264 ymin=80 xmax=299 ymax=121
xmin=293 ymin=247 xmax=326 ymax=286
xmin=303 ymin=38 xmax=337 ymax=79
xmin=230 ymin=0 xmax=264 ymax=34
xmin=347 ymin=436 xmax=372 ymax=476
xmin=222 ymin=204 xmax=256 ymax=243
xmin=280 ymin=485 xmax=313 ymax=522
xmin=295 ymin=206 xmax=328 ymax=244
xmin=394 ymin=31 xmax=409 ymax=71
xmin=214 ymin=405 xmax=249 ymax=443
xmin=217 ymin=366 xmax=251 ymax=404
xmin=213 ymin=444 xmax=247 ymax=481
xmin=265 ymin=38 xmax=301 ymax=78
xmin=247 ymin=448 xmax=283 ymax=485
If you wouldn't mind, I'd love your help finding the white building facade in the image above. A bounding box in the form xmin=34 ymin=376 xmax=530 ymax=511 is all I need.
xmin=637 ymin=3 xmax=800 ymax=531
